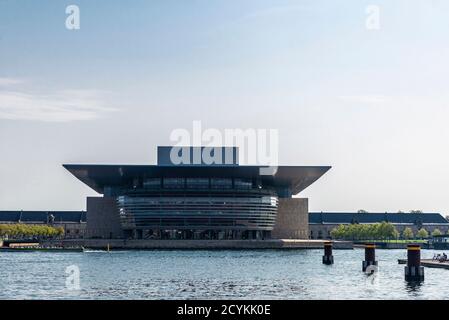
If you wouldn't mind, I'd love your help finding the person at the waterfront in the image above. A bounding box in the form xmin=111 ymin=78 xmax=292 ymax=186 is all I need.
xmin=437 ymin=253 xmax=447 ymax=262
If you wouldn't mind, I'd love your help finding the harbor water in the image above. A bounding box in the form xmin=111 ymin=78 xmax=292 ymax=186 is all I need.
xmin=1 ymin=249 xmax=449 ymax=300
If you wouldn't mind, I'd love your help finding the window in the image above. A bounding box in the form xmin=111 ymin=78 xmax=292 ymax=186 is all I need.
xmin=163 ymin=178 xmax=185 ymax=189
xmin=143 ymin=178 xmax=161 ymax=189
xmin=210 ymin=178 xmax=232 ymax=189
xmin=186 ymin=178 xmax=209 ymax=189
xmin=234 ymin=178 xmax=252 ymax=189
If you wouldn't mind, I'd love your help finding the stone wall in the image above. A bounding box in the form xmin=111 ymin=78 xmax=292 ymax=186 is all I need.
xmin=272 ymin=198 xmax=308 ymax=239
xmin=86 ymin=197 xmax=123 ymax=239
xmin=55 ymin=222 xmax=86 ymax=239
xmin=53 ymin=238 xmax=354 ymax=250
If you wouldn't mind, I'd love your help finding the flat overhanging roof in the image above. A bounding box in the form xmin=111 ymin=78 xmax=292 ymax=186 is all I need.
xmin=63 ymin=164 xmax=331 ymax=195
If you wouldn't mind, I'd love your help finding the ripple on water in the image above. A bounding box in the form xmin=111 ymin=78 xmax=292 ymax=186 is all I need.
xmin=1 ymin=249 xmax=449 ymax=299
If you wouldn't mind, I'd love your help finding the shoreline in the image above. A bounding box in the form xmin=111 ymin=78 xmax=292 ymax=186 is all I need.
xmin=41 ymin=239 xmax=354 ymax=250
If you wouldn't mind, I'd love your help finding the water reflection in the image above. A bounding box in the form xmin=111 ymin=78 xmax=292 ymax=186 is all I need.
xmin=405 ymin=281 xmax=423 ymax=294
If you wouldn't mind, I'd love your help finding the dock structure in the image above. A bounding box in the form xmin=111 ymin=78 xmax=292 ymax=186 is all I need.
xmin=404 ymin=244 xmax=424 ymax=281
xmin=322 ymin=241 xmax=334 ymax=264
xmin=398 ymin=259 xmax=449 ymax=270
xmin=43 ymin=239 xmax=354 ymax=250
xmin=362 ymin=243 xmax=378 ymax=272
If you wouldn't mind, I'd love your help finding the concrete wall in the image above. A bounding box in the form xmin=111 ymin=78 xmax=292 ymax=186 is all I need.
xmin=55 ymin=222 xmax=86 ymax=239
xmin=309 ymin=224 xmax=334 ymax=239
xmin=86 ymin=197 xmax=123 ymax=239
xmin=272 ymin=198 xmax=308 ymax=239
xmin=54 ymin=238 xmax=353 ymax=250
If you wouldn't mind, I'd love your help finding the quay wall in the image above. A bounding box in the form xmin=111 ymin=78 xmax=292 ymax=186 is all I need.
xmin=43 ymin=239 xmax=353 ymax=250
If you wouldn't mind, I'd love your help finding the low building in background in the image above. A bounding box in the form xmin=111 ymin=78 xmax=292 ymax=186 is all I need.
xmin=0 ymin=211 xmax=86 ymax=238
xmin=2 ymin=210 xmax=447 ymax=242
xmin=309 ymin=212 xmax=449 ymax=239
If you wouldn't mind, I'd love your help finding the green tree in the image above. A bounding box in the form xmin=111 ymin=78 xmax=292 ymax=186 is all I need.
xmin=0 ymin=224 xmax=63 ymax=239
xmin=392 ymin=228 xmax=400 ymax=239
xmin=330 ymin=222 xmax=398 ymax=240
xmin=402 ymin=227 xmax=414 ymax=240
xmin=417 ymin=228 xmax=429 ymax=239
xmin=432 ymin=229 xmax=442 ymax=237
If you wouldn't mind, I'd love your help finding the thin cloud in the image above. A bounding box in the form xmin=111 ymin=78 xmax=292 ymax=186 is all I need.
xmin=0 ymin=77 xmax=23 ymax=86
xmin=241 ymin=4 xmax=310 ymax=21
xmin=337 ymin=95 xmax=389 ymax=105
xmin=0 ymin=79 xmax=116 ymax=122
xmin=209 ymin=4 xmax=312 ymax=35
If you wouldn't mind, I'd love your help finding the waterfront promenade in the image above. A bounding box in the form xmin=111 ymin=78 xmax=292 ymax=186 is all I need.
xmin=398 ymin=258 xmax=449 ymax=270
xmin=43 ymin=239 xmax=353 ymax=250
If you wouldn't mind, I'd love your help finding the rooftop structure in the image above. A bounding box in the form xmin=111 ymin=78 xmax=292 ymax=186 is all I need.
xmin=0 ymin=211 xmax=86 ymax=224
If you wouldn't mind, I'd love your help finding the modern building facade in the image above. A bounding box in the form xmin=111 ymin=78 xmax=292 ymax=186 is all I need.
xmin=63 ymin=146 xmax=331 ymax=240
xmin=309 ymin=212 xmax=449 ymax=239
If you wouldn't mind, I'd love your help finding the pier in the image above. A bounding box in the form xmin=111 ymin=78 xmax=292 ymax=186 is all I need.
xmin=43 ymin=239 xmax=354 ymax=250
xmin=398 ymin=258 xmax=449 ymax=270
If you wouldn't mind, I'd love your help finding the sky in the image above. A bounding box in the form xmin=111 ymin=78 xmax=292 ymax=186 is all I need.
xmin=1 ymin=0 xmax=449 ymax=214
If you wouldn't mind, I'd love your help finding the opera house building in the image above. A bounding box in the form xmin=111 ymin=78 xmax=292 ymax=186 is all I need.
xmin=63 ymin=147 xmax=330 ymax=241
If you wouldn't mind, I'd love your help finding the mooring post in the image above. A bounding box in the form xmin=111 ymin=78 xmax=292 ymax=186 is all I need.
xmin=362 ymin=243 xmax=378 ymax=272
xmin=405 ymin=244 xmax=424 ymax=281
xmin=322 ymin=241 xmax=334 ymax=265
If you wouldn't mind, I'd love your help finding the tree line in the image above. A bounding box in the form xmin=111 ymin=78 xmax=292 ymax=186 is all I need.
xmin=0 ymin=224 xmax=64 ymax=239
xmin=330 ymin=222 xmax=442 ymax=240
xmin=357 ymin=209 xmax=424 ymax=214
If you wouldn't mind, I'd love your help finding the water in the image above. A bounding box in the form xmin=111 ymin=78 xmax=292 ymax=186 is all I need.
xmin=1 ymin=249 xmax=449 ymax=299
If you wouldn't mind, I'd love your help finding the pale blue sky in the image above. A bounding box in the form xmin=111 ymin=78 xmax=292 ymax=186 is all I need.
xmin=1 ymin=0 xmax=449 ymax=214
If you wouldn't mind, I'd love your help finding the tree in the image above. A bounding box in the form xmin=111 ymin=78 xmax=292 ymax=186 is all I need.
xmin=402 ymin=227 xmax=414 ymax=240
xmin=410 ymin=210 xmax=423 ymax=214
xmin=392 ymin=228 xmax=400 ymax=239
xmin=330 ymin=222 xmax=398 ymax=240
xmin=417 ymin=228 xmax=429 ymax=239
xmin=0 ymin=224 xmax=63 ymax=239
xmin=431 ymin=229 xmax=442 ymax=237
xmin=357 ymin=209 xmax=368 ymax=214
xmin=330 ymin=225 xmax=344 ymax=239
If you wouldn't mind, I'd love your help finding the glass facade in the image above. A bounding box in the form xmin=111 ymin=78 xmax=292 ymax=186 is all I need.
xmin=186 ymin=178 xmax=209 ymax=189
xmin=115 ymin=177 xmax=278 ymax=240
xmin=210 ymin=178 xmax=233 ymax=189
